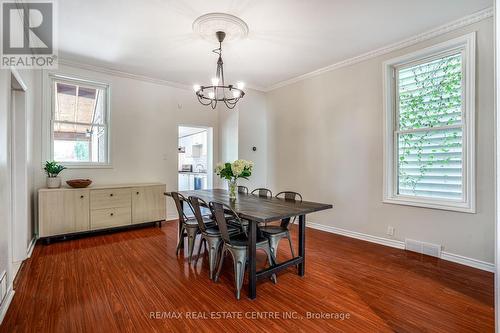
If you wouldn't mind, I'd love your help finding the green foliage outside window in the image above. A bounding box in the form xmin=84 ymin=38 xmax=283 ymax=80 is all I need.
xmin=397 ymin=53 xmax=463 ymax=197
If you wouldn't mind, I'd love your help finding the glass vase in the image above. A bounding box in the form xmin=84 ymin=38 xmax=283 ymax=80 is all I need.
xmin=228 ymin=179 xmax=237 ymax=200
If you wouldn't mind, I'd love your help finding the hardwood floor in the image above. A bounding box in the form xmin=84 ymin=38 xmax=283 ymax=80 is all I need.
xmin=0 ymin=221 xmax=494 ymax=332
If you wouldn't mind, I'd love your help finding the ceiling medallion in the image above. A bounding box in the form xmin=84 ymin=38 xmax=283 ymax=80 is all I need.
xmin=192 ymin=14 xmax=248 ymax=109
xmin=192 ymin=12 xmax=249 ymax=43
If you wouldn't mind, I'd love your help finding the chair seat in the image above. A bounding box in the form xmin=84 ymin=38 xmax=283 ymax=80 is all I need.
xmin=229 ymin=219 xmax=248 ymax=228
xmin=260 ymin=226 xmax=288 ymax=235
xmin=204 ymin=224 xmax=240 ymax=236
xmin=184 ymin=216 xmax=214 ymax=227
xmin=228 ymin=232 xmax=269 ymax=248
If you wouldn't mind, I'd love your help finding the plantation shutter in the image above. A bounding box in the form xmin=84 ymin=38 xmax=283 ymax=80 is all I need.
xmin=396 ymin=51 xmax=464 ymax=200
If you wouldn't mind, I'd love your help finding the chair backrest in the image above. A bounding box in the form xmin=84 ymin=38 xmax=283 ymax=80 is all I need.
xmin=275 ymin=191 xmax=303 ymax=202
xmin=275 ymin=191 xmax=302 ymax=228
xmin=210 ymin=202 xmax=232 ymax=244
xmin=188 ymin=196 xmax=209 ymax=232
xmin=171 ymin=192 xmax=193 ymax=224
xmin=251 ymin=188 xmax=272 ymax=198
xmin=237 ymin=185 xmax=249 ymax=194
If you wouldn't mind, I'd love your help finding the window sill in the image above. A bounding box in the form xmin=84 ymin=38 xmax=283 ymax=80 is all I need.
xmin=383 ymin=196 xmax=475 ymax=214
xmin=50 ymin=163 xmax=113 ymax=170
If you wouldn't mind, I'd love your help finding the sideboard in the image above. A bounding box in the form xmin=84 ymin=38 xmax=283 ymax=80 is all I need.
xmin=38 ymin=183 xmax=166 ymax=241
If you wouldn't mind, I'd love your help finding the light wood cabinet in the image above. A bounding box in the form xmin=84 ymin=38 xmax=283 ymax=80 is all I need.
xmin=38 ymin=183 xmax=166 ymax=239
xmin=131 ymin=185 xmax=166 ymax=224
xmin=39 ymin=189 xmax=90 ymax=237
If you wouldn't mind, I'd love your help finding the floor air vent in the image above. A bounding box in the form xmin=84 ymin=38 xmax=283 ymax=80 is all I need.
xmin=405 ymin=239 xmax=441 ymax=258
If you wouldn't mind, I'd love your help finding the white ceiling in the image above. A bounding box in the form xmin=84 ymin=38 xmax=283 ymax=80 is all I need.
xmin=58 ymin=0 xmax=492 ymax=90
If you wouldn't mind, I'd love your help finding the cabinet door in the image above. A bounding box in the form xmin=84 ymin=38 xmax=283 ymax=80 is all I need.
xmin=131 ymin=185 xmax=166 ymax=224
xmin=178 ymin=174 xmax=189 ymax=191
xmin=39 ymin=190 xmax=90 ymax=237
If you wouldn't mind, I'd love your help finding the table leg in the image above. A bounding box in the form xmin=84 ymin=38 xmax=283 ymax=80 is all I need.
xmin=248 ymin=220 xmax=257 ymax=299
xmin=298 ymin=214 xmax=305 ymax=276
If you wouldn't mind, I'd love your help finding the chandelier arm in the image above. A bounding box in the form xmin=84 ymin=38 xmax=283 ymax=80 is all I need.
xmin=197 ymin=94 xmax=214 ymax=106
xmin=223 ymin=99 xmax=237 ymax=109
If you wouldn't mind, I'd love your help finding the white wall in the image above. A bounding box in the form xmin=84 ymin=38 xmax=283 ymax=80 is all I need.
xmin=266 ymin=18 xmax=495 ymax=264
xmin=33 ymin=65 xmax=221 ymax=222
xmin=238 ymin=89 xmax=268 ymax=189
xmin=215 ymin=89 xmax=268 ymax=191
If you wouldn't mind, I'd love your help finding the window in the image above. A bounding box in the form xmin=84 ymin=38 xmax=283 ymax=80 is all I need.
xmin=383 ymin=33 xmax=475 ymax=213
xmin=49 ymin=75 xmax=110 ymax=167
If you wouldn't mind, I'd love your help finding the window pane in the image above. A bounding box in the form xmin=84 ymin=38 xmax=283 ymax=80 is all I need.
xmin=54 ymin=82 xmax=106 ymax=124
xmin=398 ymin=128 xmax=462 ymax=200
xmin=398 ymin=53 xmax=462 ymax=131
xmin=53 ymin=122 xmax=107 ymax=163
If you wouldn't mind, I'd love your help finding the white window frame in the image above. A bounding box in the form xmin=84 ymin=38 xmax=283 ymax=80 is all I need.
xmin=42 ymin=72 xmax=112 ymax=168
xmin=382 ymin=32 xmax=476 ymax=213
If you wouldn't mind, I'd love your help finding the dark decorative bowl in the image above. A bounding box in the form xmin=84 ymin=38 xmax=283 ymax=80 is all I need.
xmin=66 ymin=179 xmax=92 ymax=188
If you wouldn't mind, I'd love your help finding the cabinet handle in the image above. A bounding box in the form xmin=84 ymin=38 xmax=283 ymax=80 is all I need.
xmin=136 ymin=192 xmax=139 ymax=195
xmin=110 ymin=213 xmax=114 ymax=216
xmin=110 ymin=193 xmax=113 ymax=197
xmin=80 ymin=195 xmax=84 ymax=199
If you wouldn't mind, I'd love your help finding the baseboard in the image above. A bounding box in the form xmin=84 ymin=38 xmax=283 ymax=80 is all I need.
xmin=26 ymin=237 xmax=36 ymax=258
xmin=307 ymin=222 xmax=405 ymax=249
xmin=441 ymin=252 xmax=495 ymax=272
xmin=307 ymin=222 xmax=494 ymax=272
xmin=0 ymin=285 xmax=15 ymax=325
xmin=166 ymin=213 xmax=177 ymax=221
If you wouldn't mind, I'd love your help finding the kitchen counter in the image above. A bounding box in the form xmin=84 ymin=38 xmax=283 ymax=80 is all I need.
xmin=178 ymin=171 xmax=208 ymax=175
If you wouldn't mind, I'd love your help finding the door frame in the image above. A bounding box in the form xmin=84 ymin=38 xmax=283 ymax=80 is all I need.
xmin=177 ymin=125 xmax=214 ymax=190
xmin=9 ymin=68 xmax=29 ymax=278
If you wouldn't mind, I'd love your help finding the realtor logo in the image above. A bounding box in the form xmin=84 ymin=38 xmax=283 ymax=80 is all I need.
xmin=1 ymin=1 xmax=57 ymax=68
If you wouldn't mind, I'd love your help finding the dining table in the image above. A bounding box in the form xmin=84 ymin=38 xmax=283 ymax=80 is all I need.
xmin=165 ymin=188 xmax=333 ymax=299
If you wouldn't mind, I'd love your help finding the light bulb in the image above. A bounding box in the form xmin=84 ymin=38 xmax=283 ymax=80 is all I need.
xmin=236 ymin=82 xmax=245 ymax=90
xmin=208 ymin=91 xmax=215 ymax=99
xmin=232 ymin=90 xmax=241 ymax=98
xmin=193 ymin=84 xmax=201 ymax=92
xmin=211 ymin=77 xmax=219 ymax=86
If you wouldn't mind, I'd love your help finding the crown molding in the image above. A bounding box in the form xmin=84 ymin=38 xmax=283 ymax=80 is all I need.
xmin=57 ymin=59 xmax=193 ymax=90
xmin=57 ymin=59 xmax=267 ymax=92
xmin=265 ymin=7 xmax=493 ymax=92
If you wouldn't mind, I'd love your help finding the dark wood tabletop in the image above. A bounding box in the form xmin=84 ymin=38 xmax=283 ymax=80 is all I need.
xmin=165 ymin=188 xmax=333 ymax=222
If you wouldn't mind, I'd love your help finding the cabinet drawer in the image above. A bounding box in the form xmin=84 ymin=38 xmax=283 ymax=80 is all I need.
xmin=90 ymin=188 xmax=131 ymax=210
xmin=90 ymin=207 xmax=131 ymax=230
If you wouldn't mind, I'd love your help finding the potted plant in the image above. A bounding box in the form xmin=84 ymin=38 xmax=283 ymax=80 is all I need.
xmin=44 ymin=161 xmax=67 ymax=189
xmin=215 ymin=160 xmax=253 ymax=200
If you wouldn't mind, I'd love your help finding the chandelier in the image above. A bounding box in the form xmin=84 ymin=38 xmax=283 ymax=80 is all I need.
xmin=193 ymin=31 xmax=245 ymax=109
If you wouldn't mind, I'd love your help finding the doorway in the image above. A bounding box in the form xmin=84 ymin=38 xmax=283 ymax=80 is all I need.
xmin=178 ymin=126 xmax=213 ymax=191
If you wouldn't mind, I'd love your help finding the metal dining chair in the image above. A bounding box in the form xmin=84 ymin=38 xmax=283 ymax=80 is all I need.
xmin=251 ymin=188 xmax=272 ymax=198
xmin=211 ymin=201 xmax=276 ymax=300
xmin=237 ymin=185 xmax=249 ymax=194
xmin=259 ymin=191 xmax=303 ymax=263
xmin=171 ymin=192 xmax=213 ymax=263
xmin=189 ymin=196 xmax=241 ymax=279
